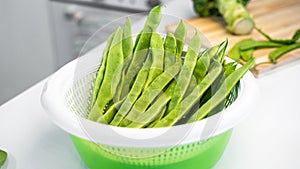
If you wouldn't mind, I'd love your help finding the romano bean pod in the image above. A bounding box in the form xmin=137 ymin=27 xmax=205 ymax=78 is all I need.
xmin=174 ymin=20 xmax=187 ymax=57
xmin=88 ymin=27 xmax=123 ymax=121
xmin=164 ymin=32 xmax=177 ymax=68
xmin=120 ymin=5 xmax=162 ymax=99
xmin=185 ymin=47 xmax=212 ymax=97
xmin=228 ymin=38 xmax=255 ymax=62
xmin=110 ymin=57 xmax=152 ymax=126
xmin=113 ymin=18 xmax=134 ymax=101
xmin=119 ymin=61 xmax=181 ymax=127
xmin=89 ymin=32 xmax=115 ymax=109
xmin=122 ymin=18 xmax=133 ymax=59
xmin=193 ymin=49 xmax=211 ymax=83
xmin=166 ymin=31 xmax=201 ymax=114
xmin=256 ymin=28 xmax=300 ymax=45
xmin=229 ymin=28 xmax=300 ymax=65
xmin=127 ymin=81 xmax=176 ymax=128
xmin=239 ymin=41 xmax=282 ymax=51
xmin=269 ymin=43 xmax=300 ymax=63
xmin=144 ymin=32 xmax=164 ymax=88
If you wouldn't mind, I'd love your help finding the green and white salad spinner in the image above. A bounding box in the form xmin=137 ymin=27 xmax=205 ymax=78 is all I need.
xmin=41 ymin=44 xmax=257 ymax=168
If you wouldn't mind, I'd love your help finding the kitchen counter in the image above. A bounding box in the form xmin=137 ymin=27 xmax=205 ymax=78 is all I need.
xmin=1 ymin=1 xmax=300 ymax=169
xmin=1 ymin=63 xmax=300 ymax=169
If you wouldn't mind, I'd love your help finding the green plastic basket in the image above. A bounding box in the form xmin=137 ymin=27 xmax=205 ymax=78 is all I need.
xmin=41 ymin=51 xmax=257 ymax=169
xmin=70 ymin=130 xmax=232 ymax=169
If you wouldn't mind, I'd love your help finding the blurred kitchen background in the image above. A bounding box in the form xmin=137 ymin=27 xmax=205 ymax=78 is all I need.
xmin=0 ymin=0 xmax=166 ymax=105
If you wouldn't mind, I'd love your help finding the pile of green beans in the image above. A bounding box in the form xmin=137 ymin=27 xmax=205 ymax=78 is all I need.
xmin=228 ymin=28 xmax=300 ymax=64
xmin=88 ymin=6 xmax=254 ymax=128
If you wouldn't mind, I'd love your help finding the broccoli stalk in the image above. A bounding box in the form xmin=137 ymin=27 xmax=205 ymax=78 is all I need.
xmin=192 ymin=0 xmax=254 ymax=35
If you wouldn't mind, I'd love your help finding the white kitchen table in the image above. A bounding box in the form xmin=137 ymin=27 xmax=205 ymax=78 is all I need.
xmin=1 ymin=0 xmax=300 ymax=168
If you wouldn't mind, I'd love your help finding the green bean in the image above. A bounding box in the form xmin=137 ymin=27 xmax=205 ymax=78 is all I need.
xmin=144 ymin=32 xmax=164 ymax=88
xmin=224 ymin=63 xmax=238 ymax=104
xmin=174 ymin=20 xmax=187 ymax=57
xmin=207 ymin=62 xmax=237 ymax=117
xmin=256 ymin=27 xmax=300 ymax=44
xmin=127 ymin=81 xmax=176 ymax=128
xmin=192 ymin=44 xmax=222 ymax=85
xmin=185 ymin=48 xmax=211 ymax=97
xmin=154 ymin=60 xmax=222 ymax=127
xmin=147 ymin=81 xmax=176 ymax=127
xmin=185 ymin=75 xmax=198 ymax=97
xmin=97 ymin=99 xmax=124 ymax=124
xmin=185 ymin=52 xmax=206 ymax=97
xmin=166 ymin=31 xmax=201 ymax=114
xmin=204 ymin=61 xmax=237 ymax=109
xmin=122 ymin=17 xmax=133 ymax=59
xmin=120 ymin=6 xmax=162 ymax=98
xmin=143 ymin=5 xmax=162 ymax=32
xmin=110 ymin=57 xmax=152 ymax=126
xmin=89 ymin=32 xmax=115 ymax=110
xmin=228 ymin=38 xmax=255 ymax=62
xmin=120 ymin=35 xmax=151 ymax=99
xmin=88 ymin=27 xmax=123 ymax=121
xmin=240 ymin=49 xmax=254 ymax=62
xmin=133 ymin=31 xmax=141 ymax=52
xmin=269 ymin=43 xmax=300 ymax=63
xmin=119 ymin=61 xmax=181 ymax=127
xmin=100 ymin=55 xmax=133 ymax=123
xmin=113 ymin=57 xmax=131 ymax=101
xmin=239 ymin=41 xmax=282 ymax=51
xmin=191 ymin=44 xmax=221 ymax=99
xmin=229 ymin=28 xmax=300 ymax=64
xmin=208 ymin=43 xmax=223 ymax=60
xmin=147 ymin=105 xmax=167 ymax=128
xmin=187 ymin=58 xmax=255 ymax=123
xmin=113 ymin=18 xmax=133 ymax=101
xmin=199 ymin=69 xmax=224 ymax=109
xmin=164 ymin=32 xmax=177 ymax=68
xmin=194 ymin=51 xmax=211 ymax=83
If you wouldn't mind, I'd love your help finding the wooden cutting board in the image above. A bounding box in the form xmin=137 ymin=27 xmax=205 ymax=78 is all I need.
xmin=166 ymin=0 xmax=300 ymax=77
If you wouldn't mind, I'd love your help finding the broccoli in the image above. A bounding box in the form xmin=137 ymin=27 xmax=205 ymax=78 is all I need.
xmin=192 ymin=0 xmax=254 ymax=35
